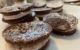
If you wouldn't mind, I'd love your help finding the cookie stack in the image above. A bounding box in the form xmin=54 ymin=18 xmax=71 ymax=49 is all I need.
xmin=0 ymin=3 xmax=34 ymax=24
xmin=31 ymin=0 xmax=64 ymax=20
xmin=0 ymin=3 xmax=52 ymax=50
xmin=32 ymin=0 xmax=64 ymax=12
xmin=32 ymin=0 xmax=50 ymax=20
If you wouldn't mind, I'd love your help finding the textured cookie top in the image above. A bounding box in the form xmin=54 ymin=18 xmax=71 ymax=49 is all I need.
xmin=0 ymin=6 xmax=20 ymax=14
xmin=14 ymin=3 xmax=32 ymax=11
xmin=46 ymin=0 xmax=63 ymax=8
xmin=0 ymin=3 xmax=32 ymax=14
xmin=3 ymin=21 xmax=52 ymax=44
xmin=43 ymin=13 xmax=78 ymax=32
xmin=32 ymin=0 xmax=46 ymax=7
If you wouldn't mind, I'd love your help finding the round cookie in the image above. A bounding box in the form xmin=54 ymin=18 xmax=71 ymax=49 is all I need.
xmin=3 ymin=21 xmax=52 ymax=49
xmin=32 ymin=8 xmax=51 ymax=20
xmin=46 ymin=0 xmax=63 ymax=12
xmin=0 ymin=3 xmax=34 ymax=24
xmin=64 ymin=0 xmax=80 ymax=5
xmin=32 ymin=8 xmax=51 ymax=15
xmin=64 ymin=0 xmax=80 ymax=3
xmin=0 ymin=6 xmax=20 ymax=15
xmin=2 ymin=12 xmax=35 ymax=24
xmin=32 ymin=0 xmax=46 ymax=8
xmin=13 ymin=3 xmax=32 ymax=12
xmin=43 ymin=13 xmax=78 ymax=35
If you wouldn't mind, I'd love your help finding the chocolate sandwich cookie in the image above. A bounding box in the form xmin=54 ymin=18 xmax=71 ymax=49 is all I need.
xmin=0 ymin=6 xmax=20 ymax=16
xmin=43 ymin=13 xmax=78 ymax=35
xmin=3 ymin=21 xmax=52 ymax=50
xmin=32 ymin=8 xmax=52 ymax=20
xmin=46 ymin=0 xmax=63 ymax=12
xmin=0 ymin=3 xmax=34 ymax=24
xmin=64 ymin=0 xmax=80 ymax=3
xmin=32 ymin=0 xmax=46 ymax=8
xmin=14 ymin=3 xmax=32 ymax=12
xmin=32 ymin=8 xmax=51 ymax=15
xmin=2 ymin=12 xmax=35 ymax=24
xmin=64 ymin=0 xmax=80 ymax=5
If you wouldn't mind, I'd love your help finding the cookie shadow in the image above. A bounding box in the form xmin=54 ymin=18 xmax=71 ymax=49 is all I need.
xmin=51 ymin=29 xmax=80 ymax=40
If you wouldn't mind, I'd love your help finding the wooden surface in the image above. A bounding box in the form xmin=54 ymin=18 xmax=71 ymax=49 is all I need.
xmin=0 ymin=4 xmax=80 ymax=50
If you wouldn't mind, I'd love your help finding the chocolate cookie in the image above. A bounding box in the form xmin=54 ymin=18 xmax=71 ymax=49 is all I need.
xmin=46 ymin=0 xmax=63 ymax=12
xmin=32 ymin=8 xmax=51 ymax=20
xmin=3 ymin=21 xmax=52 ymax=49
xmin=32 ymin=0 xmax=46 ymax=8
xmin=0 ymin=3 xmax=34 ymax=24
xmin=0 ymin=6 xmax=20 ymax=15
xmin=14 ymin=3 xmax=32 ymax=12
xmin=32 ymin=8 xmax=51 ymax=15
xmin=64 ymin=0 xmax=80 ymax=3
xmin=2 ymin=12 xmax=35 ymax=24
xmin=64 ymin=0 xmax=80 ymax=5
xmin=43 ymin=13 xmax=78 ymax=35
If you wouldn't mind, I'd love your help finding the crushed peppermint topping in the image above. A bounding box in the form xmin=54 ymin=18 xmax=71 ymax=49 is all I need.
xmin=3 ymin=21 xmax=51 ymax=43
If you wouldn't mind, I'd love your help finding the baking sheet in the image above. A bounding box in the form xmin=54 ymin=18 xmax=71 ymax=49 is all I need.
xmin=0 ymin=4 xmax=80 ymax=50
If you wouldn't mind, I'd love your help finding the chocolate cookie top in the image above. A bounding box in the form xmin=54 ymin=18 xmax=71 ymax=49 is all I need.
xmin=14 ymin=3 xmax=32 ymax=12
xmin=0 ymin=3 xmax=32 ymax=15
xmin=43 ymin=13 xmax=78 ymax=32
xmin=32 ymin=0 xmax=46 ymax=7
xmin=46 ymin=0 xmax=63 ymax=8
xmin=3 ymin=21 xmax=52 ymax=44
xmin=0 ymin=6 xmax=20 ymax=15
